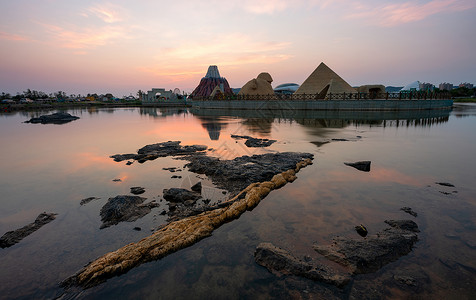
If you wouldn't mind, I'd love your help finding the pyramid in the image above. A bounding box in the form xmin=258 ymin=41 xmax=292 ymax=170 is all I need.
xmin=294 ymin=62 xmax=356 ymax=96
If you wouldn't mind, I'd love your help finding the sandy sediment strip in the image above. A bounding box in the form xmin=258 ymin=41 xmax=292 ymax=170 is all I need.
xmin=63 ymin=158 xmax=313 ymax=289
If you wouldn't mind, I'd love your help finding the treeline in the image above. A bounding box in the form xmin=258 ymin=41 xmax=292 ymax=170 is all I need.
xmin=0 ymin=89 xmax=70 ymax=100
xmin=449 ymin=87 xmax=476 ymax=98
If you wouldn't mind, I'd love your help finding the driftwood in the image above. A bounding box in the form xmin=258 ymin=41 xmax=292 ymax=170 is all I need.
xmin=62 ymin=158 xmax=313 ymax=289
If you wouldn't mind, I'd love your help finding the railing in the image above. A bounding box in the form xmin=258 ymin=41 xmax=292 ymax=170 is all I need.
xmin=191 ymin=91 xmax=452 ymax=101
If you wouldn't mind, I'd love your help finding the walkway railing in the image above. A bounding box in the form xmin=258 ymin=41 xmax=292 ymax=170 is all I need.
xmin=191 ymin=91 xmax=452 ymax=101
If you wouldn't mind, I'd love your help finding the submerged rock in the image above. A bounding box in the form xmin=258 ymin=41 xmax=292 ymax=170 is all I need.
xmin=355 ymin=224 xmax=368 ymax=237
xmin=80 ymin=197 xmax=100 ymax=206
xmin=435 ymin=182 xmax=455 ymax=187
xmin=99 ymin=195 xmax=158 ymax=229
xmin=25 ymin=112 xmax=79 ymax=124
xmin=313 ymin=220 xmax=419 ymax=274
xmin=0 ymin=212 xmax=57 ymax=248
xmin=231 ymin=134 xmax=277 ymax=147
xmin=400 ymin=207 xmax=418 ymax=217
xmin=344 ymin=161 xmax=371 ymax=172
xmin=110 ymin=141 xmax=207 ymax=163
xmin=254 ymin=242 xmax=351 ymax=288
xmin=163 ymin=188 xmax=201 ymax=203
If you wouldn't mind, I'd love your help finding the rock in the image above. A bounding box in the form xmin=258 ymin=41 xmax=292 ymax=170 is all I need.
xmin=400 ymin=207 xmax=418 ymax=217
xmin=112 ymin=179 xmax=122 ymax=182
xmin=99 ymin=195 xmax=158 ymax=229
xmin=130 ymin=187 xmax=145 ymax=195
xmin=184 ymin=152 xmax=314 ymax=194
xmin=355 ymin=224 xmax=368 ymax=237
xmin=24 ymin=112 xmax=79 ymax=124
xmin=162 ymin=188 xmax=201 ymax=203
xmin=191 ymin=181 xmax=202 ymax=192
xmin=110 ymin=141 xmax=207 ymax=163
xmin=126 ymin=161 xmax=133 ymax=165
xmin=133 ymin=227 xmax=141 ymax=231
xmin=231 ymin=134 xmax=277 ymax=147
xmin=80 ymin=197 xmax=100 ymax=206
xmin=314 ymin=220 xmax=419 ymax=274
xmin=61 ymin=157 xmax=314 ymax=289
xmin=0 ymin=212 xmax=57 ymax=248
xmin=435 ymin=182 xmax=455 ymax=187
xmin=254 ymin=242 xmax=351 ymax=288
xmin=344 ymin=161 xmax=371 ymax=172
xmin=171 ymin=175 xmax=182 ymax=179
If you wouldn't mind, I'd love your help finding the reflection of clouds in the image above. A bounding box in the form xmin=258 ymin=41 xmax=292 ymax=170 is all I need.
xmin=327 ymin=167 xmax=431 ymax=187
xmin=70 ymin=152 xmax=117 ymax=172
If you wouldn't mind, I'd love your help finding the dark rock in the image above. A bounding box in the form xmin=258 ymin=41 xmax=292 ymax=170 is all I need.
xmin=99 ymin=195 xmax=158 ymax=229
xmin=171 ymin=175 xmax=182 ymax=179
xmin=126 ymin=161 xmax=133 ymax=165
xmin=355 ymin=224 xmax=368 ymax=237
xmin=130 ymin=187 xmax=145 ymax=195
xmin=400 ymin=207 xmax=418 ymax=217
xmin=436 ymin=182 xmax=455 ymax=187
xmin=0 ymin=212 xmax=57 ymax=248
xmin=112 ymin=178 xmax=122 ymax=182
xmin=332 ymin=138 xmax=349 ymax=141
xmin=163 ymin=188 xmax=201 ymax=203
xmin=24 ymin=112 xmax=79 ymax=124
xmin=133 ymin=227 xmax=141 ymax=231
xmin=184 ymin=152 xmax=314 ymax=194
xmin=254 ymin=242 xmax=351 ymax=288
xmin=110 ymin=141 xmax=207 ymax=163
xmin=344 ymin=161 xmax=371 ymax=172
xmin=314 ymin=220 xmax=419 ymax=274
xmin=80 ymin=197 xmax=100 ymax=206
xmin=191 ymin=181 xmax=202 ymax=192
xmin=160 ymin=210 xmax=167 ymax=215
xmin=231 ymin=134 xmax=277 ymax=147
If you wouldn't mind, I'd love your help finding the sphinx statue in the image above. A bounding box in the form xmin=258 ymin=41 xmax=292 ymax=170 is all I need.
xmin=238 ymin=72 xmax=275 ymax=95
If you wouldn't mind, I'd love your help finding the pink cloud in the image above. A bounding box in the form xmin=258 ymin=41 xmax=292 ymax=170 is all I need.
xmin=0 ymin=31 xmax=27 ymax=41
xmin=346 ymin=0 xmax=475 ymax=26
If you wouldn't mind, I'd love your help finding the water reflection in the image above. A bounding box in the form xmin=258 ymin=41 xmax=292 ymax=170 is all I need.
xmin=139 ymin=107 xmax=188 ymax=118
xmin=194 ymin=116 xmax=229 ymax=140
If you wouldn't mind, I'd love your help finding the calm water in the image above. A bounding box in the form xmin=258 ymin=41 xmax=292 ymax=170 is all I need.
xmin=0 ymin=105 xmax=475 ymax=299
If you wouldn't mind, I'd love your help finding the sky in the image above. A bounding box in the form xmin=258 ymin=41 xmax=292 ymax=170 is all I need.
xmin=1 ymin=0 xmax=475 ymax=97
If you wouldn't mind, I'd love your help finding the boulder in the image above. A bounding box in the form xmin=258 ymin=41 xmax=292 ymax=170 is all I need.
xmin=162 ymin=188 xmax=201 ymax=203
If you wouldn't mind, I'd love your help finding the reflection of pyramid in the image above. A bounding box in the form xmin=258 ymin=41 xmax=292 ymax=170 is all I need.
xmin=190 ymin=66 xmax=233 ymax=98
xmin=295 ymin=62 xmax=356 ymax=96
xmin=205 ymin=123 xmax=221 ymax=140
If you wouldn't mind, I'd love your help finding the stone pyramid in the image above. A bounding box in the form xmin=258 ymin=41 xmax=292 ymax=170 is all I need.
xmin=294 ymin=62 xmax=356 ymax=95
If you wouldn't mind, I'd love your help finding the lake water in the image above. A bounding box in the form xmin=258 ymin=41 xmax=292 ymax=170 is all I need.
xmin=0 ymin=105 xmax=475 ymax=299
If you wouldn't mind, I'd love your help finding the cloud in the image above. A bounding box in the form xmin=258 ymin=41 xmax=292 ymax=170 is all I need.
xmin=0 ymin=31 xmax=27 ymax=41
xmin=40 ymin=22 xmax=129 ymax=50
xmin=241 ymin=0 xmax=290 ymax=14
xmin=139 ymin=34 xmax=292 ymax=81
xmin=87 ymin=3 xmax=126 ymax=23
xmin=346 ymin=0 xmax=475 ymax=26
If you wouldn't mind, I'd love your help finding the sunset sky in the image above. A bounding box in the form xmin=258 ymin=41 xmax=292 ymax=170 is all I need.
xmin=1 ymin=0 xmax=475 ymax=97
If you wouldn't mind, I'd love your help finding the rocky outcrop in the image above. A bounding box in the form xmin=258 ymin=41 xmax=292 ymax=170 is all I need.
xmin=0 ymin=212 xmax=57 ymax=248
xmin=99 ymin=195 xmax=159 ymax=229
xmin=184 ymin=152 xmax=314 ymax=194
xmin=255 ymin=220 xmax=420 ymax=288
xmin=62 ymin=156 xmax=313 ymax=289
xmin=130 ymin=187 xmax=145 ymax=195
xmin=238 ymin=72 xmax=275 ymax=96
xmin=313 ymin=220 xmax=419 ymax=274
xmin=400 ymin=207 xmax=418 ymax=217
xmin=231 ymin=135 xmax=277 ymax=147
xmin=80 ymin=197 xmax=100 ymax=206
xmin=254 ymin=243 xmax=351 ymax=287
xmin=25 ymin=112 xmax=79 ymax=124
xmin=110 ymin=141 xmax=207 ymax=163
xmin=344 ymin=161 xmax=371 ymax=172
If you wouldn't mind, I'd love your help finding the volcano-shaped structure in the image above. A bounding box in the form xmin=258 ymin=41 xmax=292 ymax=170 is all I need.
xmin=190 ymin=66 xmax=233 ymax=98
